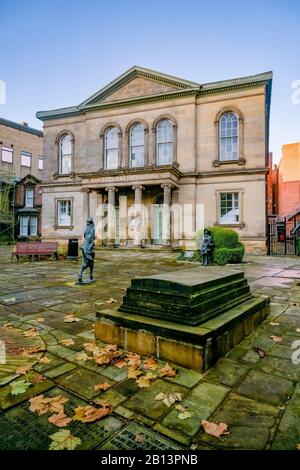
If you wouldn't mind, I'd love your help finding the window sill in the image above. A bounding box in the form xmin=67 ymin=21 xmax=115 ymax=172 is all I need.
xmin=53 ymin=225 xmax=74 ymax=230
xmin=213 ymin=157 xmax=246 ymax=167
xmin=53 ymin=172 xmax=75 ymax=179
xmin=214 ymin=223 xmax=245 ymax=228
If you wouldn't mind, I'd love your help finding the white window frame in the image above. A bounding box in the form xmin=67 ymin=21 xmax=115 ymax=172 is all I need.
xmin=25 ymin=188 xmax=34 ymax=207
xmin=19 ymin=215 xmax=38 ymax=236
xmin=59 ymin=135 xmax=72 ymax=175
xmin=21 ymin=151 xmax=32 ymax=168
xmin=130 ymin=124 xmax=145 ymax=168
xmin=219 ymin=113 xmax=239 ymax=162
xmin=1 ymin=147 xmax=13 ymax=164
xmin=38 ymin=156 xmax=44 ymax=170
xmin=156 ymin=119 xmax=174 ymax=166
xmin=57 ymin=199 xmax=72 ymax=227
xmin=105 ymin=127 xmax=119 ymax=170
xmin=219 ymin=192 xmax=240 ymax=225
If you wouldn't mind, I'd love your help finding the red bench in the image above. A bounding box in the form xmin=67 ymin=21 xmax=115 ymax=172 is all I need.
xmin=12 ymin=242 xmax=58 ymax=262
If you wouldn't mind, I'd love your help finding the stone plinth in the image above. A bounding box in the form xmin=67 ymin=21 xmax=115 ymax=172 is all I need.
xmin=96 ymin=267 xmax=270 ymax=371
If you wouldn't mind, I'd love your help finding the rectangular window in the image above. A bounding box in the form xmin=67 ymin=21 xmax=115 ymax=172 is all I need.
xmin=30 ymin=216 xmax=38 ymax=236
xmin=38 ymin=156 xmax=44 ymax=170
xmin=19 ymin=215 xmax=38 ymax=236
xmin=25 ymin=188 xmax=34 ymax=207
xmin=220 ymin=192 xmax=239 ymax=224
xmin=57 ymin=200 xmax=71 ymax=226
xmin=20 ymin=216 xmax=29 ymax=236
xmin=21 ymin=151 xmax=32 ymax=167
xmin=106 ymin=149 xmax=118 ymax=170
xmin=1 ymin=147 xmax=13 ymax=163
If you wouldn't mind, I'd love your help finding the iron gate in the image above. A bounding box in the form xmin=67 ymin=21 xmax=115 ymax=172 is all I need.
xmin=267 ymin=216 xmax=297 ymax=256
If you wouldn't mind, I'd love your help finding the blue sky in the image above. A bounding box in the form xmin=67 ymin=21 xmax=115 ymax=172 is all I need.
xmin=0 ymin=0 xmax=299 ymax=163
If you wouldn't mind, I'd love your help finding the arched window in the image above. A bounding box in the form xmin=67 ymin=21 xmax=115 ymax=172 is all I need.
xmin=156 ymin=119 xmax=173 ymax=165
xmin=59 ymin=134 xmax=72 ymax=174
xmin=219 ymin=112 xmax=238 ymax=161
xmin=105 ymin=127 xmax=119 ymax=169
xmin=130 ymin=123 xmax=144 ymax=168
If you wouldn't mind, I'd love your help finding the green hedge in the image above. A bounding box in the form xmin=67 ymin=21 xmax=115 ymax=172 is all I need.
xmin=194 ymin=226 xmax=245 ymax=265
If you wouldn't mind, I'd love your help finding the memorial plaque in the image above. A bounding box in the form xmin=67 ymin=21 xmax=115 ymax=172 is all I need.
xmin=99 ymin=422 xmax=183 ymax=450
xmin=0 ymin=387 xmax=124 ymax=450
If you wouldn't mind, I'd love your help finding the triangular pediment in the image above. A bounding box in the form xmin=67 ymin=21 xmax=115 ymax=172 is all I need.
xmin=79 ymin=66 xmax=200 ymax=108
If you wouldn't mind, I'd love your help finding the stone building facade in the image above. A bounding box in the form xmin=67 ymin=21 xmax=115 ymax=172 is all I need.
xmin=37 ymin=66 xmax=272 ymax=253
xmin=0 ymin=118 xmax=43 ymax=238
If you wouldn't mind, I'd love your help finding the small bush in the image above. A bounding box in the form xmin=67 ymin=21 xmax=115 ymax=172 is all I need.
xmin=194 ymin=226 xmax=245 ymax=265
xmin=212 ymin=242 xmax=245 ymax=265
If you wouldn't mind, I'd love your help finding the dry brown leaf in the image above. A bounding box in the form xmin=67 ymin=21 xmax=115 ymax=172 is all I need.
xmin=48 ymin=412 xmax=72 ymax=427
xmin=93 ymin=352 xmax=112 ymax=366
xmin=104 ymin=344 xmax=118 ymax=352
xmin=94 ymin=382 xmax=111 ymax=392
xmin=59 ymin=339 xmax=75 ymax=346
xmin=3 ymin=322 xmax=14 ymax=328
xmin=94 ymin=301 xmax=104 ymax=306
xmin=155 ymin=392 xmax=182 ymax=407
xmin=16 ymin=365 xmax=32 ymax=375
xmin=296 ymin=443 xmax=300 ymax=450
xmin=142 ymin=357 xmax=159 ymax=370
xmin=73 ymin=403 xmax=112 ymax=423
xmin=32 ymin=317 xmax=45 ymax=323
xmin=159 ymin=363 xmax=176 ymax=378
xmin=114 ymin=358 xmax=127 ymax=368
xmin=127 ymin=353 xmax=141 ymax=367
xmin=74 ymin=352 xmax=91 ymax=362
xmin=29 ymin=395 xmax=50 ymax=415
xmin=23 ymin=328 xmax=39 ymax=337
xmin=136 ymin=375 xmax=151 ymax=388
xmin=48 ymin=396 xmax=69 ymax=414
xmin=30 ymin=374 xmax=46 ymax=384
xmin=22 ymin=346 xmax=45 ymax=356
xmin=127 ymin=367 xmax=143 ymax=379
xmin=202 ymin=420 xmax=229 ymax=438
xmin=64 ymin=315 xmax=81 ymax=323
xmin=105 ymin=298 xmax=117 ymax=304
xmin=39 ymin=356 xmax=51 ymax=364
xmin=135 ymin=433 xmax=145 ymax=443
xmin=270 ymin=335 xmax=282 ymax=343
xmin=83 ymin=341 xmax=98 ymax=352
xmin=270 ymin=322 xmax=280 ymax=326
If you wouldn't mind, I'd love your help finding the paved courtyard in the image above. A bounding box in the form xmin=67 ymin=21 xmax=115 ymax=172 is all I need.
xmin=0 ymin=247 xmax=300 ymax=450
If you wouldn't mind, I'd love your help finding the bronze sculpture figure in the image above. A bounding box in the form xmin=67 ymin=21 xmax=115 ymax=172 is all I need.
xmin=77 ymin=217 xmax=96 ymax=284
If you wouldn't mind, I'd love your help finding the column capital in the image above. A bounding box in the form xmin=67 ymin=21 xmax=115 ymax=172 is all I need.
xmin=80 ymin=188 xmax=92 ymax=193
xmin=105 ymin=186 xmax=118 ymax=192
xmin=132 ymin=184 xmax=145 ymax=191
xmin=161 ymin=183 xmax=173 ymax=190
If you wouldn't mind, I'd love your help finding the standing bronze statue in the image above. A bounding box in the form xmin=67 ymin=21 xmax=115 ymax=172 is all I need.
xmin=200 ymin=228 xmax=214 ymax=266
xmin=77 ymin=217 xmax=96 ymax=284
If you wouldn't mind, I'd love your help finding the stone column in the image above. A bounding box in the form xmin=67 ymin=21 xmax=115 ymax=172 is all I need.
xmin=132 ymin=185 xmax=144 ymax=246
xmin=171 ymin=188 xmax=180 ymax=248
xmin=105 ymin=186 xmax=117 ymax=246
xmin=161 ymin=183 xmax=172 ymax=246
xmin=119 ymin=192 xmax=128 ymax=246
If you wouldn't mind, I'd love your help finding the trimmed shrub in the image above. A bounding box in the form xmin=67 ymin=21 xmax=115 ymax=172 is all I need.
xmin=194 ymin=226 xmax=245 ymax=265
xmin=212 ymin=242 xmax=245 ymax=266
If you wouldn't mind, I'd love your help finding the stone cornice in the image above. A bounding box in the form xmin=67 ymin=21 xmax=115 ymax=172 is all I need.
xmin=77 ymin=164 xmax=182 ymax=179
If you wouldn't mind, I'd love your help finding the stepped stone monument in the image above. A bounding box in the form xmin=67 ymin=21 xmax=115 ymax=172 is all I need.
xmin=96 ymin=267 xmax=269 ymax=371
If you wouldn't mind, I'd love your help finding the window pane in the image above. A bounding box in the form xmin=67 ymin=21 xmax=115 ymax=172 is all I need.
xmin=30 ymin=216 xmax=38 ymax=236
xmin=61 ymin=135 xmax=72 ymax=156
xmin=58 ymin=200 xmax=71 ymax=226
xmin=25 ymin=188 xmax=34 ymax=207
xmin=105 ymin=127 xmax=118 ymax=169
xmin=20 ymin=216 xmax=29 ymax=236
xmin=60 ymin=154 xmax=71 ymax=174
xmin=21 ymin=152 xmax=31 ymax=167
xmin=220 ymin=192 xmax=239 ymax=224
xmin=130 ymin=124 xmax=144 ymax=167
xmin=219 ymin=113 xmax=239 ymax=161
xmin=38 ymin=156 xmax=43 ymax=170
xmin=1 ymin=147 xmax=13 ymax=163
